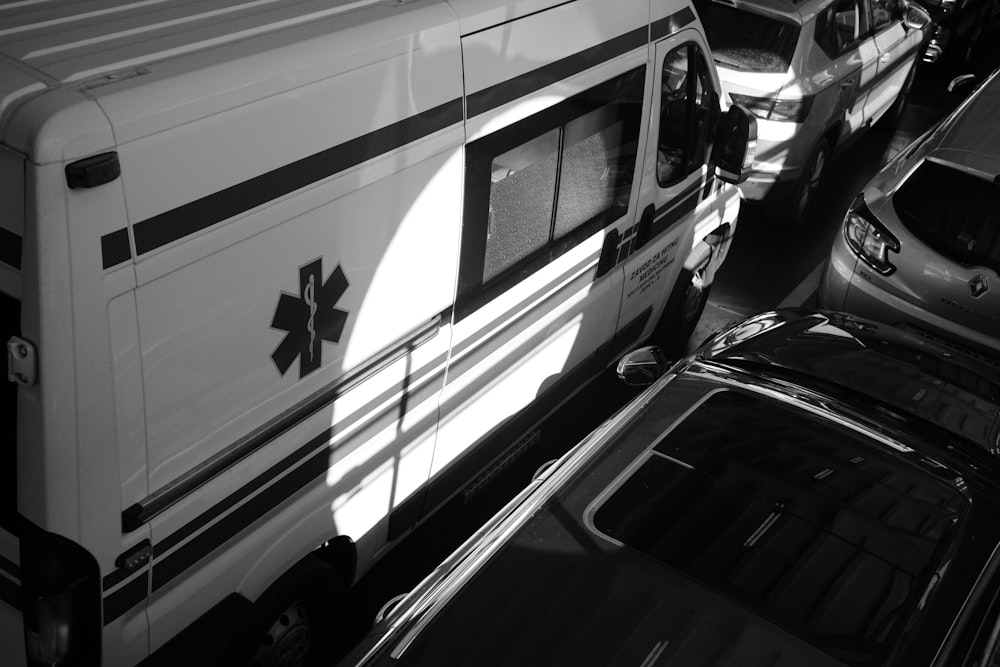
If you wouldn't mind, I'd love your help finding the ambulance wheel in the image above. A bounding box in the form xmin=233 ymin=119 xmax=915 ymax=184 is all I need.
xmin=231 ymin=556 xmax=345 ymax=667
xmin=654 ymin=267 xmax=709 ymax=356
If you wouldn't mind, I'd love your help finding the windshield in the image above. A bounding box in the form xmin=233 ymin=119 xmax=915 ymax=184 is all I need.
xmin=695 ymin=0 xmax=800 ymax=73
xmin=894 ymin=159 xmax=1000 ymax=275
xmin=384 ymin=389 xmax=970 ymax=666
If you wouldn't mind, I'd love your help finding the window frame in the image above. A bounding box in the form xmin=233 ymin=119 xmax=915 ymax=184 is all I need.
xmin=656 ymin=42 xmax=719 ymax=189
xmin=455 ymin=66 xmax=646 ymax=320
xmin=814 ymin=0 xmax=869 ymax=58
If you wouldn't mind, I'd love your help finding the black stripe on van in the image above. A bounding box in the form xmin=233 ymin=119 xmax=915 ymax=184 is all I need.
xmin=466 ymin=26 xmax=648 ymax=118
xmin=123 ymin=315 xmax=445 ymax=532
xmin=0 ymin=228 xmax=21 ymax=271
xmin=650 ymin=7 xmax=696 ymax=41
xmin=131 ymin=99 xmax=463 ymax=257
xmin=0 ymin=570 xmax=18 ymax=611
xmin=151 ymin=445 xmax=329 ymax=592
xmin=102 ymin=563 xmax=141 ymax=591
xmin=651 ymin=181 xmax=702 ymax=238
xmin=101 ymin=228 xmax=132 ymax=269
xmin=0 ymin=552 xmax=19 ymax=580
xmin=150 ymin=356 xmax=444 ymax=590
xmin=103 ymin=571 xmax=147 ymax=625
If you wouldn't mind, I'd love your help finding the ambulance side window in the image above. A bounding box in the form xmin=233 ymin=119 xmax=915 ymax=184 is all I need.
xmin=458 ymin=66 xmax=646 ymax=319
xmin=657 ymin=43 xmax=718 ymax=187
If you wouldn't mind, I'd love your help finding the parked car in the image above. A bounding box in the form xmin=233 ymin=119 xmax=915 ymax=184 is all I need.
xmin=339 ymin=309 xmax=1000 ymax=667
xmin=696 ymin=0 xmax=932 ymax=225
xmin=818 ymin=66 xmax=1000 ymax=371
xmin=921 ymin=0 xmax=999 ymax=65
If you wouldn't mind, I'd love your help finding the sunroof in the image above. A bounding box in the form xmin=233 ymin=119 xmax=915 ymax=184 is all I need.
xmin=592 ymin=390 xmax=967 ymax=664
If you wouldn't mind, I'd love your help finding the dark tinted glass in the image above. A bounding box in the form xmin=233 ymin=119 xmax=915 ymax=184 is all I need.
xmin=894 ymin=159 xmax=1000 ymax=275
xmin=385 ymin=390 xmax=967 ymax=667
xmin=594 ymin=390 xmax=966 ymax=664
xmin=697 ymin=1 xmax=800 ymax=72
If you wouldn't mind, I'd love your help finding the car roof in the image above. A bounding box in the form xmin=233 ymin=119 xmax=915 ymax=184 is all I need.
xmin=702 ymin=0 xmax=828 ymax=24
xmin=351 ymin=341 xmax=1000 ymax=667
xmin=925 ymin=69 xmax=1000 ymax=177
xmin=702 ymin=309 xmax=1000 ymax=453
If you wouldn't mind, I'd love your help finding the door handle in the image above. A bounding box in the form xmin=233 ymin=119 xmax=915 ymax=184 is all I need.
xmin=597 ymin=228 xmax=621 ymax=278
xmin=879 ymin=53 xmax=891 ymax=63
xmin=841 ymin=78 xmax=855 ymax=87
xmin=633 ymin=203 xmax=656 ymax=252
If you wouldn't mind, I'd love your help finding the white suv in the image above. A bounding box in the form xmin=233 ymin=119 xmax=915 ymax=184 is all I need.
xmin=696 ymin=0 xmax=931 ymax=225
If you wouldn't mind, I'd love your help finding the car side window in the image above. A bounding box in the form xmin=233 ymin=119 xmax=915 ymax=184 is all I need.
xmin=814 ymin=0 xmax=865 ymax=57
xmin=870 ymin=0 xmax=901 ymax=31
xmin=456 ymin=67 xmax=646 ymax=318
xmin=657 ymin=44 xmax=718 ymax=187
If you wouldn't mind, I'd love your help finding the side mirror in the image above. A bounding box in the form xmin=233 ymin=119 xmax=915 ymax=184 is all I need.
xmin=374 ymin=593 xmax=408 ymax=625
xmin=711 ymin=105 xmax=757 ymax=184
xmin=903 ymin=3 xmax=931 ymax=30
xmin=532 ymin=459 xmax=558 ymax=481
xmin=616 ymin=346 xmax=670 ymax=386
xmin=947 ymin=73 xmax=978 ymax=94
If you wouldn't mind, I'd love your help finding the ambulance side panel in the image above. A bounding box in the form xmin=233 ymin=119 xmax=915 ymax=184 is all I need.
xmin=87 ymin=4 xmax=464 ymax=656
xmin=426 ymin=0 xmax=653 ymax=511
xmin=1 ymin=87 xmax=155 ymax=666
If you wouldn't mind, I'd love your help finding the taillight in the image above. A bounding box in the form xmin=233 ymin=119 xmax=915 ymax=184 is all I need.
xmin=843 ymin=194 xmax=899 ymax=275
xmin=21 ymin=525 xmax=101 ymax=666
xmin=729 ymin=93 xmax=814 ymax=123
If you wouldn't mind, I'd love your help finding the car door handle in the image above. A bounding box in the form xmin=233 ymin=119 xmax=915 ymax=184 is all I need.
xmin=879 ymin=53 xmax=891 ymax=63
xmin=841 ymin=78 xmax=855 ymax=87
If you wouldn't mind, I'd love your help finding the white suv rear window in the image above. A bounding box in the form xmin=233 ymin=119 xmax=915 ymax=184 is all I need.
xmin=696 ymin=1 xmax=800 ymax=73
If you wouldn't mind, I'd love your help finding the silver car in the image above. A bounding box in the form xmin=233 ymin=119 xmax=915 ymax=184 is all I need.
xmin=819 ymin=68 xmax=1000 ymax=369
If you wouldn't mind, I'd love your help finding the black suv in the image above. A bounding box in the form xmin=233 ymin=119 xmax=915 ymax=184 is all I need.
xmin=341 ymin=310 xmax=1000 ymax=667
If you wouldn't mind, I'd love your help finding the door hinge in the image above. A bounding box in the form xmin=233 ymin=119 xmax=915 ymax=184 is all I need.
xmin=7 ymin=336 xmax=37 ymax=386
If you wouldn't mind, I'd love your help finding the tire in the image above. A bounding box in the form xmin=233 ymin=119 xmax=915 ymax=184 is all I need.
xmin=228 ymin=556 xmax=346 ymax=667
xmin=768 ymin=137 xmax=829 ymax=228
xmin=653 ymin=267 xmax=709 ymax=356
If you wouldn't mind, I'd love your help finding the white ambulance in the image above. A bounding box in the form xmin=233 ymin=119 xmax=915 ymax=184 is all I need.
xmin=0 ymin=0 xmax=754 ymax=664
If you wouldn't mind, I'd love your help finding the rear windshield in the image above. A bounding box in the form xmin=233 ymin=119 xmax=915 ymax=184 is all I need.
xmin=894 ymin=159 xmax=1000 ymax=274
xmin=696 ymin=0 xmax=800 ymax=73
xmin=387 ymin=390 xmax=968 ymax=666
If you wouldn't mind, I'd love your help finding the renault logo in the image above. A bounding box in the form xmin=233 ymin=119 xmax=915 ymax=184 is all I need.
xmin=970 ymin=274 xmax=989 ymax=298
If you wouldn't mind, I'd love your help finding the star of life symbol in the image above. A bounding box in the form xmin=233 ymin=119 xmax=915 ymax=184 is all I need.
xmin=970 ymin=274 xmax=989 ymax=299
xmin=271 ymin=258 xmax=349 ymax=379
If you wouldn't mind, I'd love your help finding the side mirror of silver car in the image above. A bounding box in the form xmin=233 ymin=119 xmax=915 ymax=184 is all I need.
xmin=617 ymin=346 xmax=670 ymax=386
xmin=947 ymin=74 xmax=978 ymax=94
xmin=903 ymin=3 xmax=931 ymax=30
